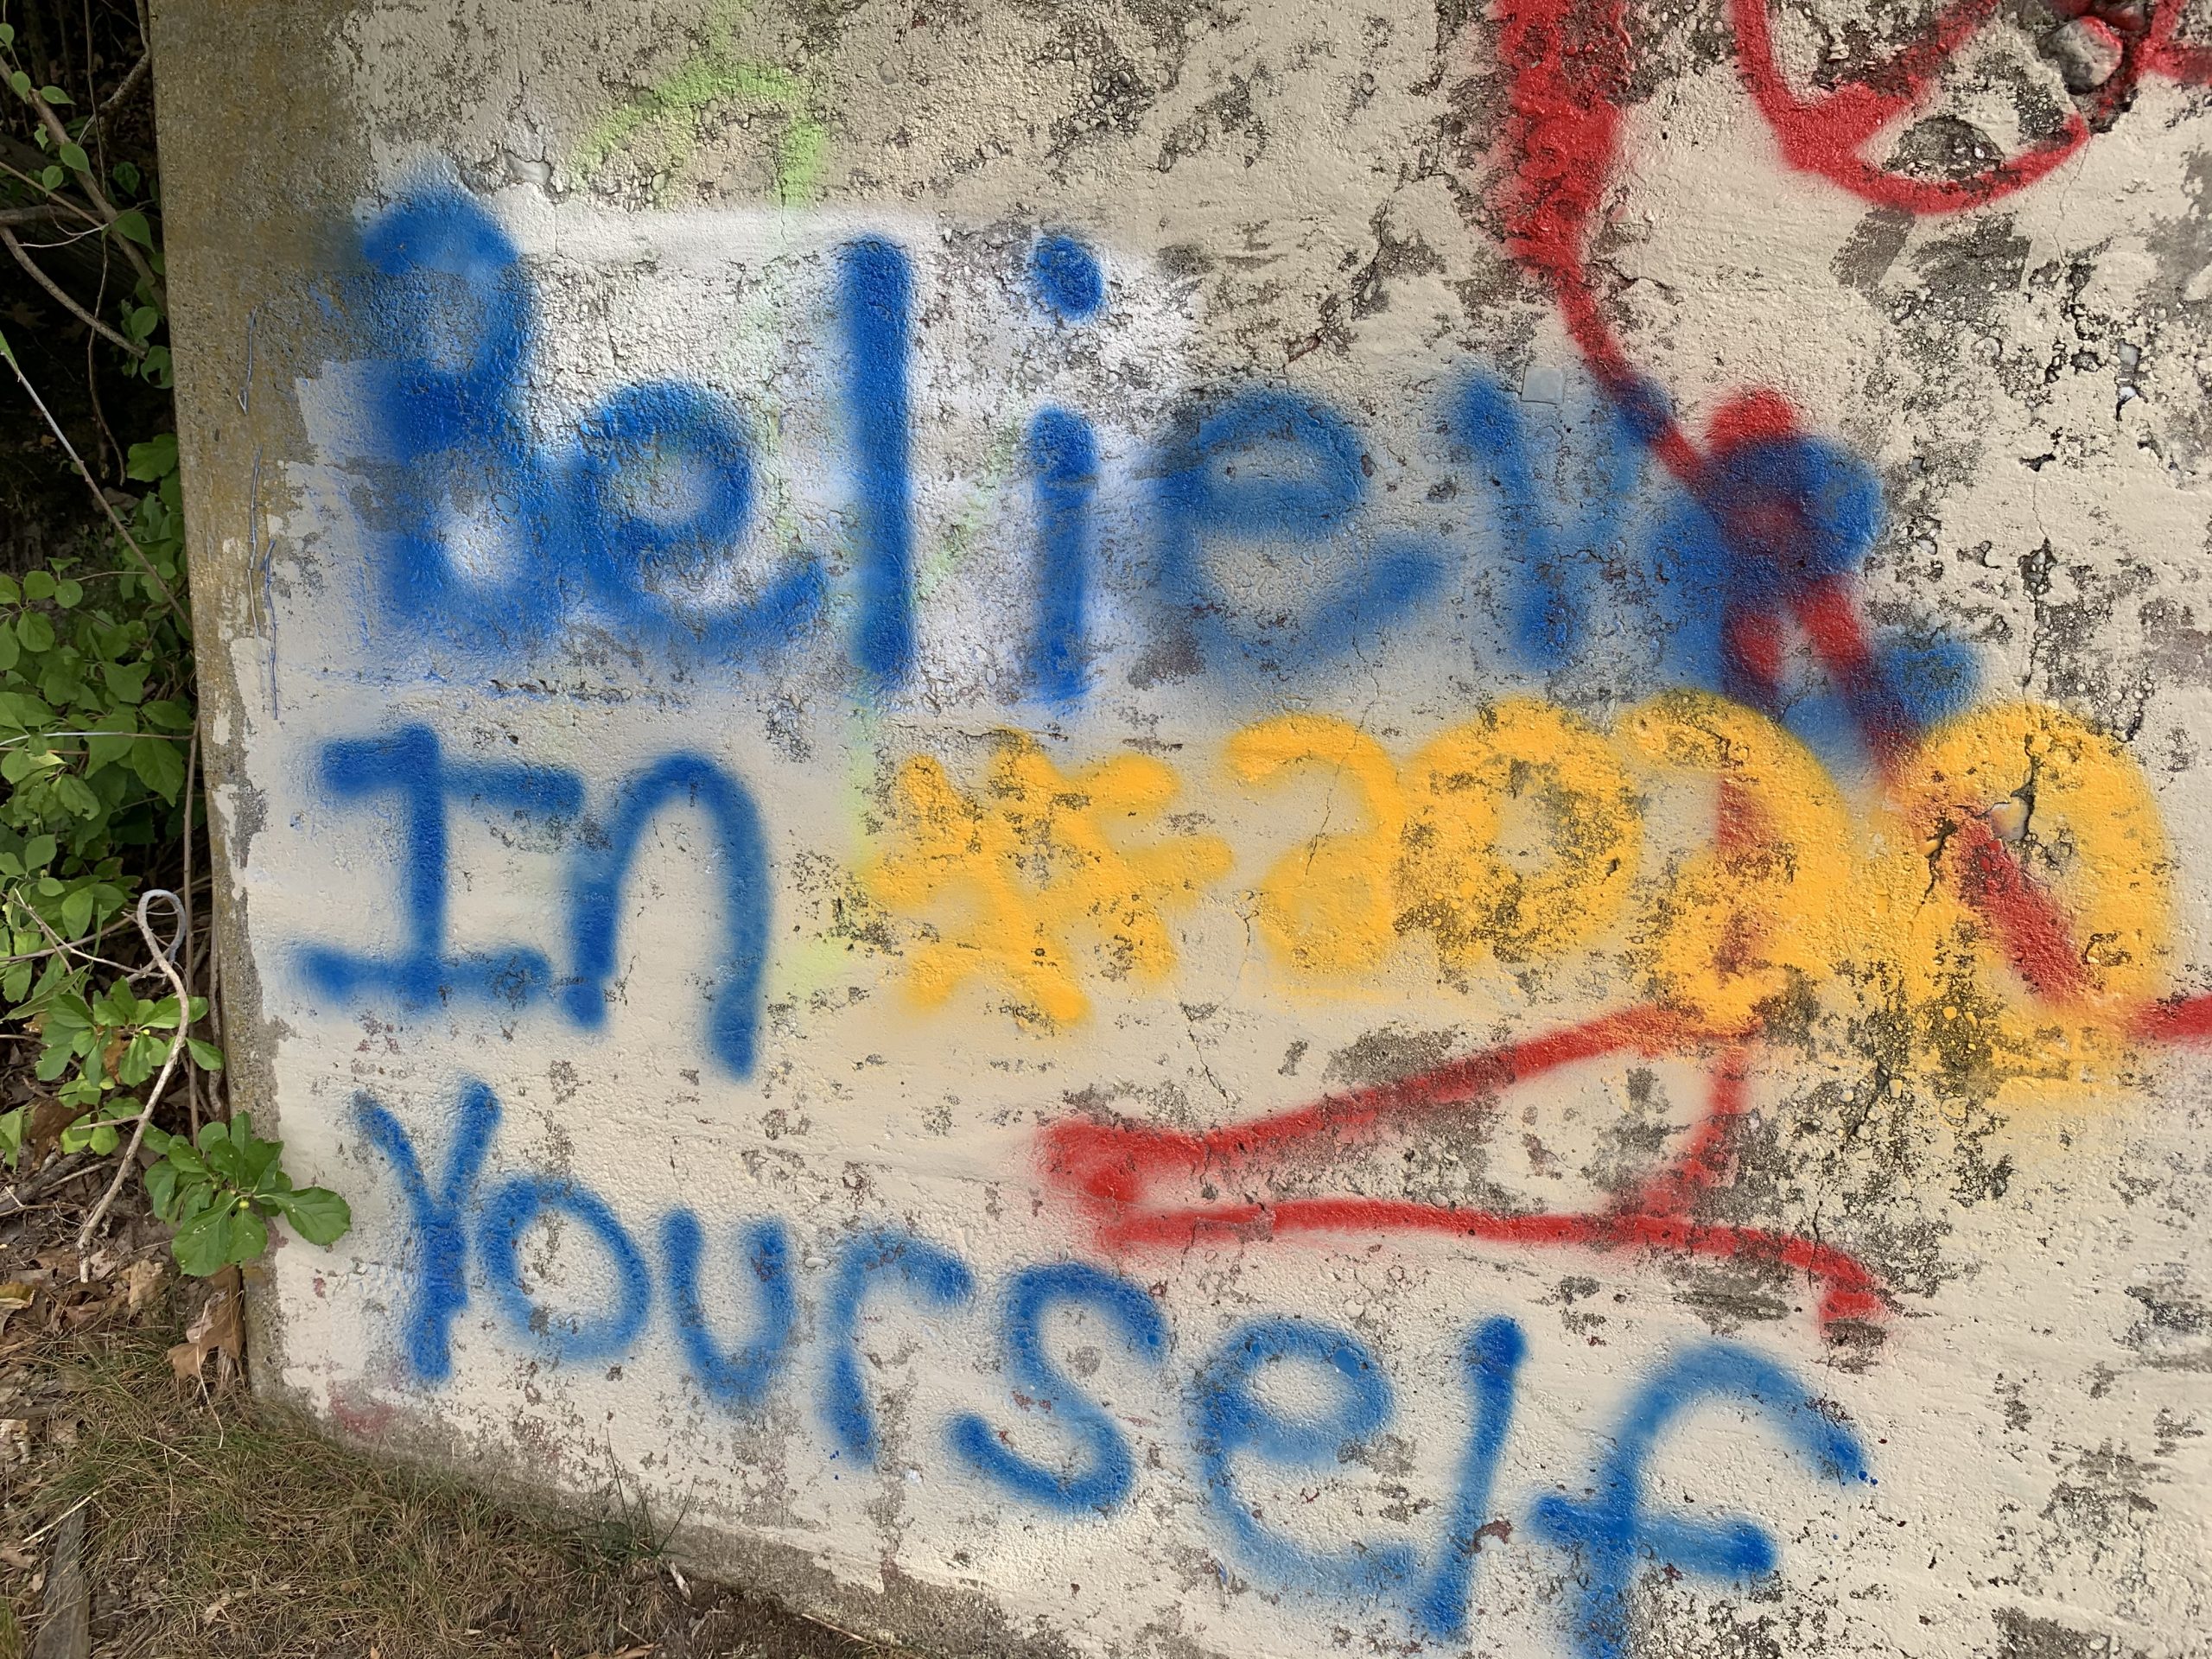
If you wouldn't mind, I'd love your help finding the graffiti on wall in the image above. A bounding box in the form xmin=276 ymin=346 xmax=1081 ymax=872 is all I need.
xmin=262 ymin=0 xmax=2212 ymax=1651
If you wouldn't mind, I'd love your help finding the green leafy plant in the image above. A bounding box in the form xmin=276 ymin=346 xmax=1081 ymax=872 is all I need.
xmin=0 ymin=2 xmax=350 ymax=1274
xmin=143 ymin=1116 xmax=353 ymax=1277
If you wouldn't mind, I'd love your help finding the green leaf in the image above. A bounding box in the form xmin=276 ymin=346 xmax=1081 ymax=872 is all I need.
xmin=143 ymin=1125 xmax=175 ymax=1156
xmin=44 ymin=994 xmax=92 ymax=1034
xmin=16 ymin=612 xmax=53 ymax=653
xmin=239 ymin=1130 xmax=283 ymax=1187
xmin=143 ymin=1155 xmax=179 ymax=1221
xmin=231 ymin=1205 xmax=269 ymax=1262
xmin=131 ymin=735 xmax=185 ymax=802
xmin=8 ymin=70 xmax=29 ymax=98
xmin=201 ymin=1130 xmax=251 ymax=1186
xmin=53 ymin=579 xmax=81 ymax=610
xmin=141 ymin=699 xmax=192 ymax=733
xmin=187 ymin=1037 xmax=224 ymax=1071
xmin=38 ymin=164 xmax=61 ymax=191
xmin=270 ymin=1185 xmax=352 ymax=1247
xmin=0 ymin=576 xmax=17 ymax=604
xmin=0 ymin=690 xmax=53 ymax=728
xmin=100 ymin=660 xmax=148 ymax=704
xmin=0 ymin=1106 xmax=22 ymax=1170
xmin=118 ymin=1030 xmax=165 ymax=1087
xmin=22 ymin=572 xmax=54 ymax=604
xmin=39 ymin=86 xmax=72 ymax=106
xmin=57 ymin=142 xmax=87 ymax=175
xmin=34 ymin=1043 xmax=73 ymax=1084
xmin=50 ymin=773 xmax=99 ymax=819
xmin=171 ymin=1204 xmax=235 ymax=1277
xmin=0 ymin=24 xmax=14 ymax=47
xmin=22 ymin=834 xmax=55 ymax=870
xmin=58 ymin=885 xmax=91 ymax=938
xmin=124 ymin=434 xmax=176 ymax=481
xmin=112 ymin=208 xmax=155 ymax=251
xmin=111 ymin=159 xmax=139 ymax=194
xmin=125 ymin=306 xmax=159 ymax=341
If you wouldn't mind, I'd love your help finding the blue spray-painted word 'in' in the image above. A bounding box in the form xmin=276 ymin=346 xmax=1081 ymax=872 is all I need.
xmin=357 ymin=1080 xmax=1873 ymax=1656
xmin=301 ymin=726 xmax=767 ymax=1076
xmin=347 ymin=189 xmax=1972 ymax=766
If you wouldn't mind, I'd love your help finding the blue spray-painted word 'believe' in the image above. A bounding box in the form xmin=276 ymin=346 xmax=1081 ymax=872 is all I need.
xmin=348 ymin=190 xmax=1972 ymax=767
xmin=300 ymin=725 xmax=766 ymax=1075
xmin=359 ymin=1081 xmax=1872 ymax=1658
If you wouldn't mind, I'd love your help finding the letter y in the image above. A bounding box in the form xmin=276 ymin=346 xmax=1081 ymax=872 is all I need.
xmin=354 ymin=1081 xmax=500 ymax=1383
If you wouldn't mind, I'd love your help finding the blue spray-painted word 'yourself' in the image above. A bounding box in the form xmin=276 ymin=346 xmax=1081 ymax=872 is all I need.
xmin=347 ymin=190 xmax=1972 ymax=764
xmin=300 ymin=726 xmax=767 ymax=1077
xmin=357 ymin=1080 xmax=1873 ymax=1657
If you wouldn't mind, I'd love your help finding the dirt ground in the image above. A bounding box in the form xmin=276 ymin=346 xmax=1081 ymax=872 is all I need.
xmin=0 ymin=1162 xmax=897 ymax=1659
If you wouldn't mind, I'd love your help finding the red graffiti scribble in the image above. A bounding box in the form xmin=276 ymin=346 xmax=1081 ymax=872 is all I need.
xmin=1736 ymin=0 xmax=2212 ymax=215
xmin=1039 ymin=1012 xmax=1887 ymax=1330
xmin=1030 ymin=0 xmax=2212 ymax=1338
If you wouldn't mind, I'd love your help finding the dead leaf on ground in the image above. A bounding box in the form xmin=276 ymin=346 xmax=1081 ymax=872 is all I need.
xmin=120 ymin=1259 xmax=163 ymax=1313
xmin=167 ymin=1265 xmax=242 ymax=1385
xmin=0 ymin=1280 xmax=35 ymax=1337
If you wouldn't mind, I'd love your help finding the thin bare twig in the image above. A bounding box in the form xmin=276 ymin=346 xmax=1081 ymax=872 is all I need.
xmin=0 ymin=160 xmax=103 ymax=226
xmin=0 ymin=333 xmax=187 ymax=624
xmin=86 ymin=224 xmax=120 ymax=476
xmin=0 ymin=225 xmax=143 ymax=357
xmin=92 ymin=51 xmax=150 ymax=136
xmin=77 ymin=888 xmax=190 ymax=1263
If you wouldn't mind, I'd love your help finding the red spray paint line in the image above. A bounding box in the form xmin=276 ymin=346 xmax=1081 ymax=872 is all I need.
xmin=1039 ymin=1013 xmax=1887 ymax=1330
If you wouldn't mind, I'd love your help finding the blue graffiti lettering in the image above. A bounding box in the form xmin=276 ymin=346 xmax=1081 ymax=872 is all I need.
xmin=840 ymin=236 xmax=918 ymax=684
xmin=563 ymin=753 xmax=771 ymax=1079
xmin=301 ymin=723 xmax=581 ymax=1007
xmin=1453 ymin=374 xmax=1643 ymax=672
xmin=821 ymin=1230 xmax=976 ymax=1462
xmin=1193 ymin=1316 xmax=1417 ymax=1602
xmin=949 ymin=1262 xmax=1165 ymax=1516
xmin=1155 ymin=390 xmax=1450 ymax=677
xmin=1413 ymin=1315 xmax=1528 ymax=1639
xmin=1028 ymin=232 xmax=1106 ymax=321
xmin=477 ymin=1174 xmax=653 ymax=1364
xmin=353 ymin=1082 xmax=500 ymax=1382
xmin=1529 ymin=1341 xmax=1872 ymax=1659
xmin=660 ymin=1211 xmax=798 ymax=1412
xmin=300 ymin=729 xmax=769 ymax=1080
xmin=1027 ymin=406 xmax=1098 ymax=704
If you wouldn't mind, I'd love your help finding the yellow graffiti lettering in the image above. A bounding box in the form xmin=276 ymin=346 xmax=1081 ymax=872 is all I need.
xmin=1225 ymin=715 xmax=1404 ymax=976
xmin=1397 ymin=699 xmax=1640 ymax=968
xmin=1617 ymin=690 xmax=1856 ymax=1027
xmin=865 ymin=733 xmax=1232 ymax=1024
xmin=1866 ymin=703 xmax=2173 ymax=1079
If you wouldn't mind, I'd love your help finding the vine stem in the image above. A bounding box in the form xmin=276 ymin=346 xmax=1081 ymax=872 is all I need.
xmin=75 ymin=887 xmax=188 ymax=1268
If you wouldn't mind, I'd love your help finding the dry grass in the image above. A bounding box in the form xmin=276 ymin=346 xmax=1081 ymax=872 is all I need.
xmin=2 ymin=1310 xmax=885 ymax=1659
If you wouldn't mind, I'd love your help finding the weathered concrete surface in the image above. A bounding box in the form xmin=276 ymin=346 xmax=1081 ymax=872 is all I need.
xmin=152 ymin=0 xmax=2212 ymax=1654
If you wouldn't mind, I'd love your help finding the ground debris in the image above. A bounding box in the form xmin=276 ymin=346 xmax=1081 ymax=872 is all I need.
xmin=163 ymin=1264 xmax=239 ymax=1385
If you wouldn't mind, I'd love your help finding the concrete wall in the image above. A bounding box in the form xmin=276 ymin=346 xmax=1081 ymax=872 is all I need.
xmin=152 ymin=1 xmax=2212 ymax=1653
